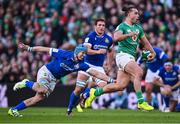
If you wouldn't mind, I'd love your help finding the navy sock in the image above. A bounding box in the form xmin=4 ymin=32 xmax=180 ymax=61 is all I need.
xmin=83 ymin=88 xmax=90 ymax=98
xmin=25 ymin=80 xmax=34 ymax=89
xmin=176 ymin=103 xmax=180 ymax=110
xmin=12 ymin=101 xmax=27 ymax=111
xmin=163 ymin=95 xmax=170 ymax=107
xmin=67 ymin=92 xmax=79 ymax=111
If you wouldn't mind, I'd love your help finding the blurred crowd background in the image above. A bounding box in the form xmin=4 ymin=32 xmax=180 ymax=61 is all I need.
xmin=0 ymin=0 xmax=179 ymax=85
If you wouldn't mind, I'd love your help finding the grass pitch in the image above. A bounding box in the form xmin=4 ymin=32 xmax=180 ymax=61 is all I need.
xmin=1 ymin=107 xmax=180 ymax=123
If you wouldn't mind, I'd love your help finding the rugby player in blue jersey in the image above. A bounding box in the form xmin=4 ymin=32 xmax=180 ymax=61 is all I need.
xmin=154 ymin=62 xmax=180 ymax=112
xmin=67 ymin=18 xmax=113 ymax=115
xmin=8 ymin=42 xmax=115 ymax=117
xmin=137 ymin=47 xmax=169 ymax=104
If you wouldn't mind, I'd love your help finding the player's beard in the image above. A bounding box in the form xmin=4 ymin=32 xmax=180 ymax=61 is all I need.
xmin=132 ymin=18 xmax=139 ymax=24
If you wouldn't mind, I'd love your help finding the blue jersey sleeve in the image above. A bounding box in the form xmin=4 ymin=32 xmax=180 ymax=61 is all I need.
xmin=154 ymin=47 xmax=168 ymax=61
xmin=158 ymin=67 xmax=164 ymax=77
xmin=50 ymin=48 xmax=71 ymax=59
xmin=83 ymin=33 xmax=93 ymax=46
xmin=108 ymin=37 xmax=113 ymax=50
xmin=79 ymin=62 xmax=90 ymax=72
xmin=174 ymin=65 xmax=180 ymax=72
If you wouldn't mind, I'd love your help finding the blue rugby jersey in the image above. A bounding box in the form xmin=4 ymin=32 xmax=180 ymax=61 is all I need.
xmin=83 ymin=31 xmax=113 ymax=67
xmin=45 ymin=48 xmax=90 ymax=79
xmin=158 ymin=65 xmax=179 ymax=91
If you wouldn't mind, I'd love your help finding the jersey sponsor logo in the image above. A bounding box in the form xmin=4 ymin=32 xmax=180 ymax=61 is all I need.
xmin=93 ymin=45 xmax=108 ymax=50
xmin=60 ymin=63 xmax=79 ymax=71
xmin=129 ymin=41 xmax=137 ymax=45
xmin=164 ymin=77 xmax=177 ymax=81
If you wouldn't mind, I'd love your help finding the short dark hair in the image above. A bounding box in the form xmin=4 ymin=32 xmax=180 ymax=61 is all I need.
xmin=122 ymin=5 xmax=137 ymax=16
xmin=94 ymin=18 xmax=106 ymax=25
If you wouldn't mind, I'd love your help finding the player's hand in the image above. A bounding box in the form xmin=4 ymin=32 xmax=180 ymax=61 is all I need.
xmin=18 ymin=42 xmax=29 ymax=51
xmin=96 ymin=49 xmax=106 ymax=54
xmin=147 ymin=52 xmax=156 ymax=61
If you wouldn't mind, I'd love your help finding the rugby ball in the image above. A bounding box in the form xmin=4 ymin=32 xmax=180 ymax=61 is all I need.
xmin=142 ymin=50 xmax=151 ymax=61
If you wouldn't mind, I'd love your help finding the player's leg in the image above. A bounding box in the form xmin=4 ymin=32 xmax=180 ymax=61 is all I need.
xmin=81 ymin=66 xmax=108 ymax=99
xmin=13 ymin=79 xmax=50 ymax=94
xmin=161 ymin=95 xmax=170 ymax=112
xmin=67 ymin=71 xmax=89 ymax=115
xmin=82 ymin=76 xmax=107 ymax=100
xmin=80 ymin=77 xmax=96 ymax=100
xmin=76 ymin=78 xmax=95 ymax=111
xmin=85 ymin=70 xmax=130 ymax=108
xmin=169 ymin=90 xmax=179 ymax=112
xmin=8 ymin=66 xmax=56 ymax=117
xmin=170 ymin=100 xmax=178 ymax=112
xmin=145 ymin=69 xmax=157 ymax=104
xmin=81 ymin=67 xmax=108 ymax=108
xmin=145 ymin=83 xmax=153 ymax=104
xmin=76 ymin=81 xmax=93 ymax=112
xmin=84 ymin=52 xmax=132 ymax=107
xmin=8 ymin=92 xmax=45 ymax=117
xmin=125 ymin=61 xmax=154 ymax=111
xmin=8 ymin=79 xmax=53 ymax=117
xmin=160 ymin=87 xmax=171 ymax=112
xmin=13 ymin=79 xmax=35 ymax=91
xmin=175 ymin=103 xmax=180 ymax=111
xmin=76 ymin=66 xmax=108 ymax=112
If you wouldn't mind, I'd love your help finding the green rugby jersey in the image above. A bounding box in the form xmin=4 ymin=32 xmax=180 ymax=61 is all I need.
xmin=115 ymin=22 xmax=145 ymax=58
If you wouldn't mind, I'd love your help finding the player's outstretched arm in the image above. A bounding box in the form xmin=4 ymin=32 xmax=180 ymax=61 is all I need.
xmin=84 ymin=44 xmax=106 ymax=55
xmin=86 ymin=68 xmax=114 ymax=83
xmin=87 ymin=48 xmax=106 ymax=55
xmin=18 ymin=42 xmax=50 ymax=53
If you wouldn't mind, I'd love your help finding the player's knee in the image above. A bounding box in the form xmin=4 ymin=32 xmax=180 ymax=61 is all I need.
xmin=146 ymin=86 xmax=153 ymax=94
xmin=37 ymin=87 xmax=48 ymax=94
xmin=146 ymin=89 xmax=152 ymax=95
xmin=74 ymin=86 xmax=84 ymax=95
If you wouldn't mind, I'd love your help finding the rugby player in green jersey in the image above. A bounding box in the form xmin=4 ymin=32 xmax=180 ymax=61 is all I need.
xmin=85 ymin=5 xmax=156 ymax=111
